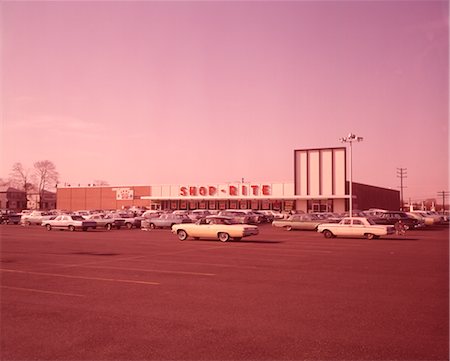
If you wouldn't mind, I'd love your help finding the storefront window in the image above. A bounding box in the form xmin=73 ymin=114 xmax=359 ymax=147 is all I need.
xmin=307 ymin=199 xmax=334 ymax=213
xmin=180 ymin=200 xmax=187 ymax=210
xmin=239 ymin=200 xmax=248 ymax=209
xmin=218 ymin=200 xmax=227 ymax=210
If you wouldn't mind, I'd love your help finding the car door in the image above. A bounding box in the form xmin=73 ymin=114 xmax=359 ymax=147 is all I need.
xmin=351 ymin=219 xmax=365 ymax=236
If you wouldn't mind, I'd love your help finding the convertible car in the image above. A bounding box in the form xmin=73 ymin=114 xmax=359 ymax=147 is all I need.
xmin=171 ymin=216 xmax=259 ymax=242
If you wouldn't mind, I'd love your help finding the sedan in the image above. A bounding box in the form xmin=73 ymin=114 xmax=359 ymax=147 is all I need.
xmin=42 ymin=215 xmax=97 ymax=232
xmin=272 ymin=214 xmax=324 ymax=231
xmin=146 ymin=213 xmax=192 ymax=229
xmin=317 ymin=217 xmax=395 ymax=239
xmin=171 ymin=216 xmax=259 ymax=242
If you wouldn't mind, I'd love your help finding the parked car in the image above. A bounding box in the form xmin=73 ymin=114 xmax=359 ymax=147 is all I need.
xmin=272 ymin=214 xmax=324 ymax=231
xmin=0 ymin=210 xmax=21 ymax=224
xmin=172 ymin=216 xmax=259 ymax=242
xmin=42 ymin=215 xmax=97 ymax=231
xmin=258 ymin=210 xmax=284 ymax=220
xmin=187 ymin=210 xmax=211 ymax=222
xmin=21 ymin=211 xmax=54 ymax=226
xmin=84 ymin=214 xmax=117 ymax=230
xmin=102 ymin=213 xmax=127 ymax=229
xmin=317 ymin=217 xmax=395 ymax=239
xmin=373 ymin=211 xmax=423 ymax=229
xmin=116 ymin=213 xmax=142 ymax=229
xmin=146 ymin=213 xmax=192 ymax=229
xmin=407 ymin=212 xmax=435 ymax=226
xmin=218 ymin=210 xmax=254 ymax=224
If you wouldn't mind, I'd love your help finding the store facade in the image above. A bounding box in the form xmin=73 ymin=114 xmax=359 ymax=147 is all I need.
xmin=56 ymin=147 xmax=400 ymax=213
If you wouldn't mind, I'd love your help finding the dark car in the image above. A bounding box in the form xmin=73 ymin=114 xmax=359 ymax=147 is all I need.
xmin=0 ymin=210 xmax=21 ymax=225
xmin=373 ymin=211 xmax=423 ymax=229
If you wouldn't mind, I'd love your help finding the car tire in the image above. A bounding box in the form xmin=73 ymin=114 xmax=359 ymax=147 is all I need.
xmin=177 ymin=230 xmax=188 ymax=241
xmin=365 ymin=233 xmax=375 ymax=240
xmin=150 ymin=223 xmax=156 ymax=229
xmin=218 ymin=232 xmax=230 ymax=242
xmin=126 ymin=222 xmax=133 ymax=230
xmin=285 ymin=226 xmax=293 ymax=231
xmin=105 ymin=223 xmax=112 ymax=231
xmin=68 ymin=225 xmax=75 ymax=232
xmin=46 ymin=224 xmax=52 ymax=231
xmin=323 ymin=230 xmax=334 ymax=239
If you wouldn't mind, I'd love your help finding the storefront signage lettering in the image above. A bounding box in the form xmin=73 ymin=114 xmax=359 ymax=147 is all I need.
xmin=179 ymin=185 xmax=271 ymax=197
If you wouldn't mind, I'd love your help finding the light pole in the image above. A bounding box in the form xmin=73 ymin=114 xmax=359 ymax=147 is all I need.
xmin=339 ymin=133 xmax=363 ymax=218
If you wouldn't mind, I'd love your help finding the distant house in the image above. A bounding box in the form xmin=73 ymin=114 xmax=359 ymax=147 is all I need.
xmin=27 ymin=190 xmax=57 ymax=210
xmin=0 ymin=186 xmax=28 ymax=211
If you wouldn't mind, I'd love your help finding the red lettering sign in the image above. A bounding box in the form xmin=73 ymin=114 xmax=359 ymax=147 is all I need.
xmin=199 ymin=186 xmax=207 ymax=196
xmin=251 ymin=185 xmax=259 ymax=195
xmin=209 ymin=186 xmax=217 ymax=196
xmin=180 ymin=187 xmax=188 ymax=196
xmin=262 ymin=185 xmax=270 ymax=195
xmin=229 ymin=185 xmax=237 ymax=196
xmin=189 ymin=187 xmax=197 ymax=196
xmin=241 ymin=185 xmax=247 ymax=196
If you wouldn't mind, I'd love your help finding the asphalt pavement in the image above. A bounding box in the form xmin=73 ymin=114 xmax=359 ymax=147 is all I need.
xmin=1 ymin=223 xmax=448 ymax=360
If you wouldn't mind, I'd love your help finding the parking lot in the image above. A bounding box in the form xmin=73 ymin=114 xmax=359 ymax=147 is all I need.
xmin=1 ymin=224 xmax=448 ymax=360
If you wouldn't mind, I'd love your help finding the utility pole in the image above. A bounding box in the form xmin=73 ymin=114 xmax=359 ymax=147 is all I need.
xmin=396 ymin=168 xmax=407 ymax=210
xmin=436 ymin=190 xmax=449 ymax=213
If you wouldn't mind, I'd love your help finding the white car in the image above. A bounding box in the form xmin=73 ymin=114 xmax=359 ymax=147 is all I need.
xmin=21 ymin=211 xmax=54 ymax=225
xmin=171 ymin=216 xmax=259 ymax=242
xmin=317 ymin=217 xmax=395 ymax=239
xmin=42 ymin=215 xmax=97 ymax=232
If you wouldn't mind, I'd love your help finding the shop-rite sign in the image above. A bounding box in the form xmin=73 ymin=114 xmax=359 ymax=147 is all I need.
xmin=113 ymin=187 xmax=134 ymax=200
xmin=179 ymin=184 xmax=271 ymax=197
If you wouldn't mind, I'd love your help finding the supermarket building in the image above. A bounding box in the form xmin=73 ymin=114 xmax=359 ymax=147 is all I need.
xmin=56 ymin=147 xmax=400 ymax=213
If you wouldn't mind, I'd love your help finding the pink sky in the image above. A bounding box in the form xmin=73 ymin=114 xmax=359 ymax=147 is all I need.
xmin=1 ymin=1 xmax=448 ymax=203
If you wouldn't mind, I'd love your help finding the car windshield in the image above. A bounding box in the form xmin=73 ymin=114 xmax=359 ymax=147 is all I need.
xmin=72 ymin=216 xmax=85 ymax=221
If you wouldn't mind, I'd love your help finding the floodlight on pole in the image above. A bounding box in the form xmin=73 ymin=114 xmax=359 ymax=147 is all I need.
xmin=339 ymin=133 xmax=363 ymax=218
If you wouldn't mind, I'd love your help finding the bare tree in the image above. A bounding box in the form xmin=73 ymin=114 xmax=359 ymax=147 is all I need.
xmin=9 ymin=162 xmax=34 ymax=193
xmin=93 ymin=180 xmax=109 ymax=186
xmin=34 ymin=160 xmax=59 ymax=209
xmin=0 ymin=178 xmax=11 ymax=187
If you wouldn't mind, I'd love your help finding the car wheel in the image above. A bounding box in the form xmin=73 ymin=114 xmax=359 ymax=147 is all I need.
xmin=285 ymin=226 xmax=293 ymax=231
xmin=323 ymin=230 xmax=334 ymax=239
xmin=150 ymin=223 xmax=156 ymax=229
xmin=46 ymin=224 xmax=52 ymax=231
xmin=365 ymin=233 xmax=375 ymax=240
xmin=25 ymin=221 xmax=31 ymax=226
xmin=126 ymin=222 xmax=133 ymax=229
xmin=177 ymin=230 xmax=188 ymax=241
xmin=218 ymin=232 xmax=230 ymax=242
xmin=105 ymin=223 xmax=112 ymax=231
xmin=68 ymin=225 xmax=75 ymax=232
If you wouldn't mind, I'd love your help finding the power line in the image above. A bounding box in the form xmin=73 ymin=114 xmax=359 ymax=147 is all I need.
xmin=437 ymin=190 xmax=449 ymax=212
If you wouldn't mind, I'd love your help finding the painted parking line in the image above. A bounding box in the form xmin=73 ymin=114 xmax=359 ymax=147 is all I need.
xmin=37 ymin=263 xmax=216 ymax=277
xmin=1 ymin=285 xmax=85 ymax=297
xmin=0 ymin=268 xmax=160 ymax=286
